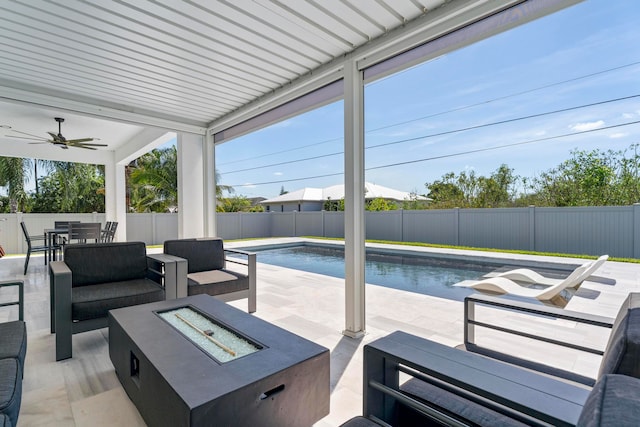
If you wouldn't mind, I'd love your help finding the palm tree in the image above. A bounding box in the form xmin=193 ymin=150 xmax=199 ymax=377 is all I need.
xmin=0 ymin=156 xmax=30 ymax=212
xmin=128 ymin=146 xmax=178 ymax=212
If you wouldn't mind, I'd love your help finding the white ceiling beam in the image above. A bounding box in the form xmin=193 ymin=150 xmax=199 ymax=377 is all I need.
xmin=114 ymin=129 xmax=177 ymax=165
xmin=0 ymin=84 xmax=207 ymax=135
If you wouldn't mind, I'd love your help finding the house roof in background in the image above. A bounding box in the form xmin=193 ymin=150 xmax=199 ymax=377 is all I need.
xmin=261 ymin=182 xmax=429 ymax=204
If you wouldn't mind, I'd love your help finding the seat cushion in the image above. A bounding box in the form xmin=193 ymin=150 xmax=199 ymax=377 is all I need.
xmin=598 ymin=293 xmax=640 ymax=379
xmin=72 ymin=278 xmax=165 ymax=321
xmin=64 ymin=242 xmax=148 ymax=287
xmin=578 ymin=374 xmax=640 ymax=426
xmin=164 ymin=238 xmax=225 ymax=273
xmin=400 ymin=378 xmax=529 ymax=426
xmin=0 ymin=358 xmax=21 ymax=427
xmin=0 ymin=321 xmax=26 ymax=370
xmin=187 ymin=269 xmax=249 ymax=296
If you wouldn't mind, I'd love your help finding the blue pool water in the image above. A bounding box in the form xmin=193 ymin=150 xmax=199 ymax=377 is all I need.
xmin=252 ymin=245 xmax=496 ymax=301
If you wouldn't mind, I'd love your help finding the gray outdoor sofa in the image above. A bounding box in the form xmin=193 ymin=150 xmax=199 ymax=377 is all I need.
xmin=49 ymin=242 xmax=185 ymax=361
xmin=341 ymin=292 xmax=640 ymax=426
xmin=0 ymin=280 xmax=26 ymax=427
xmin=163 ymin=238 xmax=257 ymax=313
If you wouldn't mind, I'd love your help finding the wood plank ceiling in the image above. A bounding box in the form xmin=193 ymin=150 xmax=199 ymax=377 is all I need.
xmin=0 ymin=0 xmax=446 ymax=129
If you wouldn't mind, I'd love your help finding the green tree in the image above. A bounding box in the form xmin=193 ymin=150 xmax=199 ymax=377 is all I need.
xmin=31 ymin=162 xmax=105 ymax=212
xmin=0 ymin=156 xmax=30 ymax=212
xmin=217 ymin=195 xmax=252 ymax=212
xmin=366 ymin=197 xmax=397 ymax=211
xmin=128 ymin=146 xmax=177 ymax=212
xmin=527 ymin=147 xmax=637 ymax=206
xmin=323 ymin=197 xmax=344 ymax=211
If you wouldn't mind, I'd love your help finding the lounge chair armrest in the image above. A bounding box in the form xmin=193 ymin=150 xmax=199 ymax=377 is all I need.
xmin=50 ymin=260 xmax=73 ymax=360
xmin=364 ymin=331 xmax=589 ymax=427
xmin=224 ymin=248 xmax=257 ymax=313
xmin=146 ymin=254 xmax=188 ymax=299
xmin=464 ymin=293 xmax=614 ymax=384
xmin=0 ymin=280 xmax=24 ymax=321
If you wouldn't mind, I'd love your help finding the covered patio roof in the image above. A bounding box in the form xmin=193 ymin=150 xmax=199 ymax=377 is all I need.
xmin=0 ymin=0 xmax=582 ymax=336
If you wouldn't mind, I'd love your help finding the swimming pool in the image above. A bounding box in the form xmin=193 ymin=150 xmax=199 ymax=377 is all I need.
xmin=250 ymin=244 xmax=497 ymax=301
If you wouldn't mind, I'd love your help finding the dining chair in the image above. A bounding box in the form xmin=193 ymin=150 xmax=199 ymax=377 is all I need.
xmin=66 ymin=223 xmax=102 ymax=244
xmin=20 ymin=221 xmax=51 ymax=275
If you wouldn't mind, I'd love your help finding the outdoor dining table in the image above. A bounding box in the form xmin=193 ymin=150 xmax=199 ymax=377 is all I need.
xmin=43 ymin=228 xmax=68 ymax=262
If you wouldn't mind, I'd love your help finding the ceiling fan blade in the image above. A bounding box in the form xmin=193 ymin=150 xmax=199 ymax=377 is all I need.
xmin=5 ymin=135 xmax=48 ymax=141
xmin=65 ymin=138 xmax=97 ymax=144
xmin=5 ymin=129 xmax=49 ymax=140
xmin=68 ymin=142 xmax=108 ymax=147
xmin=28 ymin=142 xmax=49 ymax=145
xmin=47 ymin=131 xmax=65 ymax=142
xmin=75 ymin=145 xmax=98 ymax=150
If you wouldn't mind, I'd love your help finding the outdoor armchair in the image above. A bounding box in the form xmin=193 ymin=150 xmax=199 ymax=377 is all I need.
xmin=341 ymin=330 xmax=640 ymax=427
xmin=163 ymin=238 xmax=256 ymax=313
xmin=49 ymin=241 xmax=185 ymax=361
xmin=463 ymin=292 xmax=640 ymax=386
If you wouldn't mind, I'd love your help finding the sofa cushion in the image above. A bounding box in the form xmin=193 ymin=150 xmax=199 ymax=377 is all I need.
xmin=400 ymin=378 xmax=529 ymax=426
xmin=64 ymin=242 xmax=148 ymax=287
xmin=0 ymin=358 xmax=21 ymax=427
xmin=0 ymin=321 xmax=26 ymax=370
xmin=187 ymin=270 xmax=249 ymax=296
xmin=598 ymin=293 xmax=640 ymax=379
xmin=578 ymin=374 xmax=640 ymax=426
xmin=72 ymin=278 xmax=165 ymax=321
xmin=164 ymin=238 xmax=225 ymax=273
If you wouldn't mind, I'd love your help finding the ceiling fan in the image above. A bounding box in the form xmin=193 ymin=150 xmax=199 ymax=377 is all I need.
xmin=3 ymin=117 xmax=107 ymax=150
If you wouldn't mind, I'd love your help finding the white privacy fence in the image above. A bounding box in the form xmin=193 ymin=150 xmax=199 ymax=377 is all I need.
xmin=2 ymin=205 xmax=639 ymax=258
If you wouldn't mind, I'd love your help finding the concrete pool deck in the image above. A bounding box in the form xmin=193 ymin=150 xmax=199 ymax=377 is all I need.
xmin=2 ymin=237 xmax=639 ymax=426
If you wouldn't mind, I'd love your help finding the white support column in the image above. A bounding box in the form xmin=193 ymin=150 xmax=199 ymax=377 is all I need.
xmin=204 ymin=131 xmax=217 ymax=237
xmin=177 ymin=132 xmax=206 ymax=238
xmin=104 ymin=154 xmax=128 ymax=242
xmin=114 ymin=162 xmax=127 ymax=242
xmin=343 ymin=59 xmax=366 ymax=338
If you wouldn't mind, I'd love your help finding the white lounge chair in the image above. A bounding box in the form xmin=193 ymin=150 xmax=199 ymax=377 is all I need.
xmin=454 ymin=262 xmax=594 ymax=301
xmin=493 ymin=255 xmax=609 ymax=289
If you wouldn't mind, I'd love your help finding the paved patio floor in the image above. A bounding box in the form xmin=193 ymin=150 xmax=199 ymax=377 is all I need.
xmin=1 ymin=238 xmax=639 ymax=426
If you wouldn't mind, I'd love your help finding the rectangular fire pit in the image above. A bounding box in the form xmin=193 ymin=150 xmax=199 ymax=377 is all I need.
xmin=109 ymin=295 xmax=330 ymax=427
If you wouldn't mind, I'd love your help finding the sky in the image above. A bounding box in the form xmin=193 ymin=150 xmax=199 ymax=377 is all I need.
xmin=216 ymin=0 xmax=640 ymax=200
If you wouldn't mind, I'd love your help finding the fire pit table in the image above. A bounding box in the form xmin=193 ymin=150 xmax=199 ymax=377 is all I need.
xmin=108 ymin=294 xmax=329 ymax=427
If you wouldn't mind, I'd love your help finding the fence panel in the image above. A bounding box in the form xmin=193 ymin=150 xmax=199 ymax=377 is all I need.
xmin=295 ymin=212 xmax=323 ymax=236
xmin=271 ymin=212 xmax=295 ymax=237
xmin=534 ymin=206 xmax=634 ymax=257
xmin=402 ymin=209 xmax=457 ymax=245
xmin=324 ymin=212 xmax=344 ymax=238
xmin=459 ymin=208 xmax=530 ymax=250
xmin=366 ymin=211 xmax=402 ymax=241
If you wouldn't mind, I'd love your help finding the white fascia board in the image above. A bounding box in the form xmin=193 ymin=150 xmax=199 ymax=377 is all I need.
xmin=0 ymin=139 xmax=114 ymax=164
xmin=0 ymin=84 xmax=207 ymax=135
xmin=208 ymin=68 xmax=344 ymax=136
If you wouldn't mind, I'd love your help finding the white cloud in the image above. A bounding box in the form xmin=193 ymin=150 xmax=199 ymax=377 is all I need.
xmin=273 ymin=172 xmax=283 ymax=176
xmin=609 ymin=132 xmax=628 ymax=139
xmin=243 ymin=183 xmax=257 ymax=188
xmin=569 ymin=120 xmax=604 ymax=132
xmin=622 ymin=112 xmax=635 ymax=119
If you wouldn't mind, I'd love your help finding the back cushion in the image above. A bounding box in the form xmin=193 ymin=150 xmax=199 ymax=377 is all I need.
xmin=578 ymin=374 xmax=640 ymax=427
xmin=598 ymin=293 xmax=640 ymax=379
xmin=164 ymin=238 xmax=225 ymax=273
xmin=64 ymin=242 xmax=148 ymax=287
